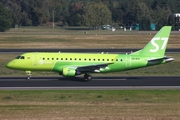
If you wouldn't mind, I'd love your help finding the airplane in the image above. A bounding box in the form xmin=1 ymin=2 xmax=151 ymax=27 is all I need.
xmin=6 ymin=26 xmax=174 ymax=81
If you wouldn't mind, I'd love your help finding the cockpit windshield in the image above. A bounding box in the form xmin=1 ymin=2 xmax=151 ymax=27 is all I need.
xmin=16 ymin=56 xmax=25 ymax=59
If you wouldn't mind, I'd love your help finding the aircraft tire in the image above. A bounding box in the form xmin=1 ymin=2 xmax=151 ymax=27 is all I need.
xmin=27 ymin=75 xmax=31 ymax=80
xmin=84 ymin=74 xmax=92 ymax=81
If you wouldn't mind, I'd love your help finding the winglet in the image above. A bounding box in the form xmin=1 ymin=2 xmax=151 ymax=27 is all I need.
xmin=131 ymin=26 xmax=172 ymax=57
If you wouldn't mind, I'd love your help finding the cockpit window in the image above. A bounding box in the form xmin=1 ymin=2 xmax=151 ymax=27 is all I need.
xmin=16 ymin=56 xmax=25 ymax=59
xmin=16 ymin=56 xmax=21 ymax=59
xmin=20 ymin=56 xmax=25 ymax=59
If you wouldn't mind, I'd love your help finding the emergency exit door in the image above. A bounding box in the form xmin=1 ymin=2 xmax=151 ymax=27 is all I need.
xmin=33 ymin=54 xmax=39 ymax=66
xmin=126 ymin=55 xmax=131 ymax=67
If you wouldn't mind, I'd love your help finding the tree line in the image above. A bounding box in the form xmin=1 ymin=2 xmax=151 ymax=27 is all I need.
xmin=0 ymin=0 xmax=180 ymax=31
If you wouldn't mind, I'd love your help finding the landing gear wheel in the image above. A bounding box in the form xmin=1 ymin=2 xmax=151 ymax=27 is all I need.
xmin=26 ymin=71 xmax=31 ymax=80
xmin=84 ymin=74 xmax=92 ymax=81
xmin=27 ymin=75 xmax=31 ymax=80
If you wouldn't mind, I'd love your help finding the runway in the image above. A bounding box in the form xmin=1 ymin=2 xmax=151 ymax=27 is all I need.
xmin=0 ymin=76 xmax=180 ymax=90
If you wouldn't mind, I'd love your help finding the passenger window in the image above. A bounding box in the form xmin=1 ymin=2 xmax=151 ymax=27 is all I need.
xmin=66 ymin=58 xmax=68 ymax=60
xmin=70 ymin=58 xmax=72 ymax=60
xmin=79 ymin=58 xmax=81 ymax=61
xmin=56 ymin=58 xmax=58 ymax=60
xmin=47 ymin=58 xmax=49 ymax=60
xmin=61 ymin=58 xmax=63 ymax=60
xmin=52 ymin=58 xmax=54 ymax=60
xmin=89 ymin=59 xmax=91 ymax=61
xmin=94 ymin=59 xmax=95 ymax=61
xmin=43 ymin=58 xmax=45 ymax=60
xmin=116 ymin=59 xmax=118 ymax=61
xmin=74 ymin=58 xmax=76 ymax=60
xmin=107 ymin=59 xmax=109 ymax=61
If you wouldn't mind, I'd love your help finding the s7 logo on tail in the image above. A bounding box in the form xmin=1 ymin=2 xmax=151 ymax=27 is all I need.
xmin=150 ymin=37 xmax=168 ymax=52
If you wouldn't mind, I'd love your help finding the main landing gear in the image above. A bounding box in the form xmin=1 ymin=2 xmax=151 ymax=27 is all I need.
xmin=84 ymin=73 xmax=92 ymax=81
xmin=26 ymin=71 xmax=31 ymax=80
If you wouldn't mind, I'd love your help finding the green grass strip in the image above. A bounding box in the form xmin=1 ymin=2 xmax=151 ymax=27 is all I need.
xmin=0 ymin=90 xmax=180 ymax=103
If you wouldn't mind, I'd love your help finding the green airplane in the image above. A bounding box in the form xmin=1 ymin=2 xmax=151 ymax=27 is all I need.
xmin=6 ymin=26 xmax=174 ymax=81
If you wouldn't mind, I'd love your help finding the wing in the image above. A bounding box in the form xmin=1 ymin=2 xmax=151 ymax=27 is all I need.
xmin=75 ymin=55 xmax=118 ymax=73
xmin=76 ymin=63 xmax=112 ymax=73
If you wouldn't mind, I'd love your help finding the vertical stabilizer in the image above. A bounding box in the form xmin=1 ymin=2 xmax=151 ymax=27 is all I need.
xmin=131 ymin=26 xmax=172 ymax=57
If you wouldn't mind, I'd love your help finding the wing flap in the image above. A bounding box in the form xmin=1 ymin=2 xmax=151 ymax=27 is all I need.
xmin=76 ymin=63 xmax=111 ymax=73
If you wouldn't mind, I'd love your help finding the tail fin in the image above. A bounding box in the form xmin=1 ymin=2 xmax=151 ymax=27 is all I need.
xmin=131 ymin=26 xmax=172 ymax=57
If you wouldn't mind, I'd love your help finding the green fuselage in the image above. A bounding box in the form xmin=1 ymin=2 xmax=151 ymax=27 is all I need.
xmin=6 ymin=52 xmax=165 ymax=74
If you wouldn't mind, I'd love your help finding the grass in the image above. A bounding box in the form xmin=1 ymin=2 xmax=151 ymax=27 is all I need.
xmin=0 ymin=26 xmax=180 ymax=48
xmin=0 ymin=90 xmax=180 ymax=119
xmin=0 ymin=90 xmax=179 ymax=103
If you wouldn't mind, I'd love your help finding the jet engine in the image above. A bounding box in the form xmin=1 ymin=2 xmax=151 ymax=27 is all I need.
xmin=62 ymin=67 xmax=80 ymax=77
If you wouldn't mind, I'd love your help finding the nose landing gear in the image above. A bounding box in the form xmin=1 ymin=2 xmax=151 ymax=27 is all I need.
xmin=26 ymin=71 xmax=31 ymax=80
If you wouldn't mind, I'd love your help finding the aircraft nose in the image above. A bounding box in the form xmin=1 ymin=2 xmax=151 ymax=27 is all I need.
xmin=6 ymin=61 xmax=14 ymax=69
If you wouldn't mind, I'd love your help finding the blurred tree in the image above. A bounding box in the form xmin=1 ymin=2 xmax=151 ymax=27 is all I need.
xmin=0 ymin=0 xmax=180 ymax=30
xmin=28 ymin=0 xmax=49 ymax=25
xmin=67 ymin=2 xmax=83 ymax=26
xmin=81 ymin=2 xmax=112 ymax=29
xmin=136 ymin=1 xmax=152 ymax=30
xmin=48 ymin=0 xmax=70 ymax=26
xmin=151 ymin=3 xmax=172 ymax=29
xmin=3 ymin=0 xmax=22 ymax=26
xmin=0 ymin=3 xmax=12 ymax=31
xmin=120 ymin=0 xmax=138 ymax=27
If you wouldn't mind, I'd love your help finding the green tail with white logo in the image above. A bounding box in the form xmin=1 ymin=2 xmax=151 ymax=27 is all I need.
xmin=131 ymin=26 xmax=172 ymax=57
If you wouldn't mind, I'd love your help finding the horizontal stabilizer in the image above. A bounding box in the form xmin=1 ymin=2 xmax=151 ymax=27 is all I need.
xmin=147 ymin=56 xmax=174 ymax=65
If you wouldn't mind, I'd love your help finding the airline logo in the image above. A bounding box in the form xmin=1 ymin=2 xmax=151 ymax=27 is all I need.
xmin=150 ymin=37 xmax=168 ymax=52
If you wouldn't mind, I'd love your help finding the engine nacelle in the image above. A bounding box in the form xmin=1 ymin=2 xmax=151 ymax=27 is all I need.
xmin=62 ymin=67 xmax=80 ymax=77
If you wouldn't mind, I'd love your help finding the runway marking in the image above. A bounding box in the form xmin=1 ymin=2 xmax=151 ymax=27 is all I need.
xmin=94 ymin=78 xmax=126 ymax=81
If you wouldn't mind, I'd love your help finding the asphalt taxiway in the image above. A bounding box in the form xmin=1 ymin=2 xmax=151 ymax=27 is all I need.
xmin=0 ymin=76 xmax=180 ymax=90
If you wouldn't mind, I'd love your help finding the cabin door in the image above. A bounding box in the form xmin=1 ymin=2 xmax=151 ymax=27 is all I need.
xmin=33 ymin=54 xmax=39 ymax=66
xmin=125 ymin=55 xmax=131 ymax=67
